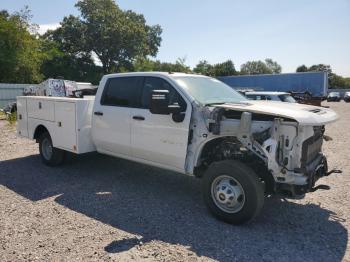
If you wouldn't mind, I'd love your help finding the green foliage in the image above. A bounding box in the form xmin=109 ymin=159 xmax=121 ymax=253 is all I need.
xmin=329 ymin=74 xmax=349 ymax=88
xmin=240 ymin=60 xmax=272 ymax=75
xmin=0 ymin=111 xmax=16 ymax=124
xmin=133 ymin=57 xmax=191 ymax=73
xmin=193 ymin=60 xmax=237 ymax=76
xmin=193 ymin=60 xmax=213 ymax=75
xmin=41 ymin=54 xmax=103 ymax=85
xmin=133 ymin=57 xmax=156 ymax=72
xmin=238 ymin=58 xmax=281 ymax=75
xmin=344 ymin=78 xmax=350 ymax=88
xmin=296 ymin=65 xmax=308 ymax=72
xmin=45 ymin=0 xmax=162 ymax=74
xmin=7 ymin=111 xmax=17 ymax=124
xmin=211 ymin=60 xmax=237 ymax=76
xmin=39 ymin=38 xmax=103 ymax=84
xmin=0 ymin=7 xmax=44 ymax=83
xmin=308 ymin=64 xmax=332 ymax=74
xmin=265 ymin=58 xmax=282 ymax=74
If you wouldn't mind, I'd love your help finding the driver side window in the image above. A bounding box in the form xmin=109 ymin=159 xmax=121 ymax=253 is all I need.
xmin=141 ymin=77 xmax=187 ymax=110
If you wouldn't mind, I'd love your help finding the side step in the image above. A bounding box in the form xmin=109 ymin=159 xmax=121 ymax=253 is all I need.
xmin=326 ymin=169 xmax=342 ymax=176
xmin=310 ymin=184 xmax=330 ymax=192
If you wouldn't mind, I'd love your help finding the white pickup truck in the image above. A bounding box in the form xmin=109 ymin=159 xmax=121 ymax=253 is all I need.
xmin=17 ymin=72 xmax=339 ymax=224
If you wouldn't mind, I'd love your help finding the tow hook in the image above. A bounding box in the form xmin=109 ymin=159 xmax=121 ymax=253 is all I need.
xmin=326 ymin=169 xmax=342 ymax=176
xmin=310 ymin=185 xmax=331 ymax=192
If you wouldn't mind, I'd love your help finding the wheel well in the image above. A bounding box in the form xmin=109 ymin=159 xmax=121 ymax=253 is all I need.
xmin=196 ymin=137 xmax=245 ymax=169
xmin=195 ymin=136 xmax=275 ymax=194
xmin=33 ymin=125 xmax=49 ymax=142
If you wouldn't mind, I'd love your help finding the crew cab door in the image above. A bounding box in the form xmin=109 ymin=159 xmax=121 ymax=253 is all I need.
xmin=92 ymin=76 xmax=143 ymax=156
xmin=130 ymin=77 xmax=191 ymax=171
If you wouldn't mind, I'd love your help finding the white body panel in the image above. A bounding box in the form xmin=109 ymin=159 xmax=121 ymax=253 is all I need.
xmin=52 ymin=101 xmax=76 ymax=151
xmin=92 ymin=106 xmax=132 ymax=156
xmin=17 ymin=72 xmax=339 ymax=181
xmin=91 ymin=73 xmax=192 ymax=173
xmin=27 ymin=98 xmax=55 ymax=121
xmin=17 ymin=96 xmax=95 ymax=154
xmin=216 ymin=100 xmax=338 ymax=125
xmin=16 ymin=97 xmax=28 ymax=138
xmin=130 ymin=107 xmax=191 ymax=171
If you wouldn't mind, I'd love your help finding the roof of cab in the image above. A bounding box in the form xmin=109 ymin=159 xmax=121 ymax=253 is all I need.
xmin=103 ymin=72 xmax=208 ymax=79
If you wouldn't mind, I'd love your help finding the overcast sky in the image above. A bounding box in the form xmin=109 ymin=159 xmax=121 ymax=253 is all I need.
xmin=2 ymin=0 xmax=350 ymax=76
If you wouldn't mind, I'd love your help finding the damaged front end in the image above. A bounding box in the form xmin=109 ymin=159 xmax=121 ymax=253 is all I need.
xmin=189 ymin=102 xmax=340 ymax=197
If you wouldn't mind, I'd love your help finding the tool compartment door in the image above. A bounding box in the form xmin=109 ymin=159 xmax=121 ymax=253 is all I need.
xmin=16 ymin=97 xmax=28 ymax=137
xmin=52 ymin=101 xmax=77 ymax=151
xmin=27 ymin=98 xmax=55 ymax=121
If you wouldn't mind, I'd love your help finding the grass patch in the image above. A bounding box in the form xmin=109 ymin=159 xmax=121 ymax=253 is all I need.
xmin=0 ymin=111 xmax=5 ymax=120
xmin=0 ymin=111 xmax=16 ymax=124
xmin=7 ymin=112 xmax=17 ymax=124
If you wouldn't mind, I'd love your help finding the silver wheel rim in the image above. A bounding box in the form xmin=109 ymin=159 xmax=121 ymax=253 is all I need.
xmin=42 ymin=138 xmax=53 ymax=160
xmin=211 ymin=175 xmax=246 ymax=213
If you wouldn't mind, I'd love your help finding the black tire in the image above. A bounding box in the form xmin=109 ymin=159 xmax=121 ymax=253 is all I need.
xmin=38 ymin=132 xmax=65 ymax=166
xmin=202 ymin=160 xmax=264 ymax=224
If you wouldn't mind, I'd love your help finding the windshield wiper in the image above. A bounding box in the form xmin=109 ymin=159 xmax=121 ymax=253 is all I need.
xmin=204 ymin=102 xmax=226 ymax=106
xmin=205 ymin=101 xmax=248 ymax=106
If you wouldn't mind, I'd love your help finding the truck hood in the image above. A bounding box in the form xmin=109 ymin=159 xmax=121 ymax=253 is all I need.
xmin=215 ymin=101 xmax=338 ymax=125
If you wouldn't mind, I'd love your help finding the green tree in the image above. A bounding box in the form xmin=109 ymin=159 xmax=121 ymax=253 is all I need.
xmin=329 ymin=74 xmax=347 ymax=88
xmin=296 ymin=65 xmax=308 ymax=72
xmin=211 ymin=60 xmax=237 ymax=76
xmin=344 ymin=78 xmax=350 ymax=88
xmin=133 ymin=57 xmax=157 ymax=72
xmin=133 ymin=57 xmax=191 ymax=73
xmin=45 ymin=0 xmax=162 ymax=74
xmin=39 ymin=38 xmax=103 ymax=84
xmin=308 ymin=64 xmax=332 ymax=74
xmin=0 ymin=7 xmax=44 ymax=83
xmin=152 ymin=58 xmax=191 ymax=73
xmin=193 ymin=59 xmax=237 ymax=76
xmin=193 ymin=60 xmax=213 ymax=75
xmin=265 ymin=58 xmax=282 ymax=74
xmin=295 ymin=64 xmax=348 ymax=88
xmin=240 ymin=60 xmax=272 ymax=75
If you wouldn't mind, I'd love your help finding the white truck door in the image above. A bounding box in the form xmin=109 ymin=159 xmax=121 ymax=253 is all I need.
xmin=92 ymin=77 xmax=143 ymax=156
xmin=131 ymin=77 xmax=191 ymax=171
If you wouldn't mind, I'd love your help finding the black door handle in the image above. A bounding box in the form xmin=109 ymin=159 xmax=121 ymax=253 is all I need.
xmin=132 ymin=116 xmax=145 ymax=121
xmin=94 ymin=111 xmax=103 ymax=116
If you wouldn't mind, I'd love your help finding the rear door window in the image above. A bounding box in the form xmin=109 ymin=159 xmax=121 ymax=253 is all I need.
xmin=101 ymin=77 xmax=143 ymax=107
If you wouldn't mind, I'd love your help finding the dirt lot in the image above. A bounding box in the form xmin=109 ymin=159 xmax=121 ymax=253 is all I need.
xmin=0 ymin=102 xmax=349 ymax=261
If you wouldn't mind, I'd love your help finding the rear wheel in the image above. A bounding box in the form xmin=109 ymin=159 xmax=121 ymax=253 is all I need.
xmin=202 ymin=160 xmax=264 ymax=224
xmin=39 ymin=132 xmax=65 ymax=166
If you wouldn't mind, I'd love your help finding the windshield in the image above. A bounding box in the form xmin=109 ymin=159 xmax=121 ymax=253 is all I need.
xmin=279 ymin=94 xmax=296 ymax=103
xmin=329 ymin=92 xmax=340 ymax=97
xmin=173 ymin=76 xmax=247 ymax=105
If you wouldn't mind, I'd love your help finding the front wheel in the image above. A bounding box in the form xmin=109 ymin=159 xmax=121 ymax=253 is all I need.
xmin=202 ymin=160 xmax=264 ymax=224
xmin=39 ymin=132 xmax=65 ymax=166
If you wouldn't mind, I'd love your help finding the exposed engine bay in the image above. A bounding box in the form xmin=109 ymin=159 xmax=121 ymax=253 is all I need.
xmin=186 ymin=103 xmax=340 ymax=197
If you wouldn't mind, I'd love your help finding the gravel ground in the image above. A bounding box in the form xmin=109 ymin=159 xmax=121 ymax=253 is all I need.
xmin=0 ymin=102 xmax=349 ymax=261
